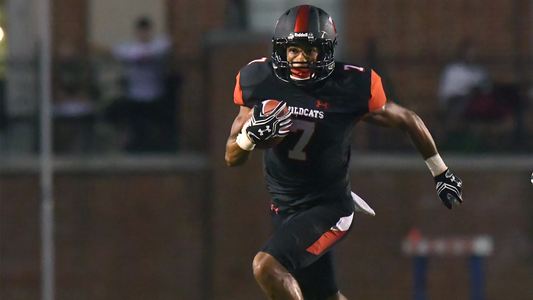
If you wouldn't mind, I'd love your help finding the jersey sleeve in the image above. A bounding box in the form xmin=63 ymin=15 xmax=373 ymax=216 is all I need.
xmin=233 ymin=71 xmax=244 ymax=105
xmin=232 ymin=58 xmax=270 ymax=107
xmin=368 ymin=70 xmax=387 ymax=112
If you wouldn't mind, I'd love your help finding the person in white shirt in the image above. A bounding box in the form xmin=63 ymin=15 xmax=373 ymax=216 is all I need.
xmin=113 ymin=17 xmax=171 ymax=103
xmin=110 ymin=16 xmax=176 ymax=152
xmin=438 ymin=39 xmax=491 ymax=117
xmin=437 ymin=39 xmax=492 ymax=148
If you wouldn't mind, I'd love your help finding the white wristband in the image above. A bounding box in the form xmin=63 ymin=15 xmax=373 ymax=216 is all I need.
xmin=425 ymin=153 xmax=447 ymax=177
xmin=236 ymin=119 xmax=255 ymax=151
xmin=236 ymin=133 xmax=255 ymax=151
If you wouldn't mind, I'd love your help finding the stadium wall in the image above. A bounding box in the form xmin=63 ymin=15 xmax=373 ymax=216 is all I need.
xmin=2 ymin=155 xmax=533 ymax=299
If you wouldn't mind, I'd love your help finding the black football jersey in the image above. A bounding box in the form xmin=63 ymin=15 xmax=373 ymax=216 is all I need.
xmin=234 ymin=58 xmax=387 ymax=211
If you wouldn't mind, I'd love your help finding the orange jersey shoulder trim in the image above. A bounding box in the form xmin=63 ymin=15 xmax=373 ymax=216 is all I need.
xmin=234 ymin=72 xmax=243 ymax=105
xmin=369 ymin=70 xmax=387 ymax=112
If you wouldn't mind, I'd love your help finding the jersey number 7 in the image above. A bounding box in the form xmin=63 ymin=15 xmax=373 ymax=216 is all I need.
xmin=288 ymin=120 xmax=316 ymax=161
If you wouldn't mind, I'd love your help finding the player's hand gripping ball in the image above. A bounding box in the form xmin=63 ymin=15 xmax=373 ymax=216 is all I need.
xmin=244 ymin=100 xmax=292 ymax=149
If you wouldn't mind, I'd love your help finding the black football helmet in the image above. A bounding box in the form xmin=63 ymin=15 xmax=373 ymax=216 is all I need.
xmin=271 ymin=5 xmax=337 ymax=86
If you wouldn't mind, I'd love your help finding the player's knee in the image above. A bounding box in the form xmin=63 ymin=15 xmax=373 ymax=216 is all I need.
xmin=252 ymin=252 xmax=280 ymax=282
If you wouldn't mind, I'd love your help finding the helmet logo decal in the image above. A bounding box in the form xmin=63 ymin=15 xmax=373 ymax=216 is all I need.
xmin=294 ymin=5 xmax=310 ymax=32
xmin=294 ymin=32 xmax=309 ymax=38
xmin=289 ymin=32 xmax=314 ymax=41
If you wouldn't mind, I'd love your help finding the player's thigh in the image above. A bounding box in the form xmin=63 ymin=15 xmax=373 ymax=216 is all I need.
xmin=261 ymin=203 xmax=352 ymax=273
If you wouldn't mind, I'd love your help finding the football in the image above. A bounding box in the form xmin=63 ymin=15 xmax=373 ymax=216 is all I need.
xmin=247 ymin=99 xmax=290 ymax=149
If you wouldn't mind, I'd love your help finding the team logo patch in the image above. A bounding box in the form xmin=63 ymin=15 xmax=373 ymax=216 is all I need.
xmin=316 ymin=100 xmax=329 ymax=110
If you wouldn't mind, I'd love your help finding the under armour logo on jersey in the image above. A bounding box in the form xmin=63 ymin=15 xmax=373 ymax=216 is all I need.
xmin=316 ymin=100 xmax=329 ymax=110
xmin=258 ymin=126 xmax=272 ymax=136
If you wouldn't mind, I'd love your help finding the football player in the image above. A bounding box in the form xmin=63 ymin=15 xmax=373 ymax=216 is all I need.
xmin=225 ymin=5 xmax=463 ymax=300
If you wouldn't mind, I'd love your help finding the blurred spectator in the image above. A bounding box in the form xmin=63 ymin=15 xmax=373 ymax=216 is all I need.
xmin=438 ymin=39 xmax=525 ymax=152
xmin=438 ymin=39 xmax=491 ymax=128
xmin=437 ymin=39 xmax=492 ymax=150
xmin=53 ymin=85 xmax=96 ymax=153
xmin=53 ymin=42 xmax=97 ymax=154
xmin=105 ymin=16 xmax=178 ymax=153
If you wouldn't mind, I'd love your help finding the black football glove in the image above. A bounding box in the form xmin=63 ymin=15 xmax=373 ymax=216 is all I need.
xmin=434 ymin=169 xmax=463 ymax=209
xmin=246 ymin=101 xmax=292 ymax=143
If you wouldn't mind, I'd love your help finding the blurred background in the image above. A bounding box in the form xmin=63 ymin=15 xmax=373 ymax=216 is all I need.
xmin=1 ymin=0 xmax=533 ymax=299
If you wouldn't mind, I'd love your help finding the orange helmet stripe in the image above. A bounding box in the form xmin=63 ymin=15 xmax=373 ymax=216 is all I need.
xmin=294 ymin=5 xmax=310 ymax=32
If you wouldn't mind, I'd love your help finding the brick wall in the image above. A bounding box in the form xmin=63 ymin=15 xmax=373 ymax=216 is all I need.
xmin=2 ymin=0 xmax=532 ymax=299
xmin=0 ymin=170 xmax=210 ymax=300
xmin=2 ymin=163 xmax=532 ymax=299
xmin=342 ymin=0 xmax=531 ymax=118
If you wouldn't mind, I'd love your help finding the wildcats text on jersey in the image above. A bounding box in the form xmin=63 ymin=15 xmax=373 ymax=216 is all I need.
xmin=288 ymin=106 xmax=325 ymax=119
